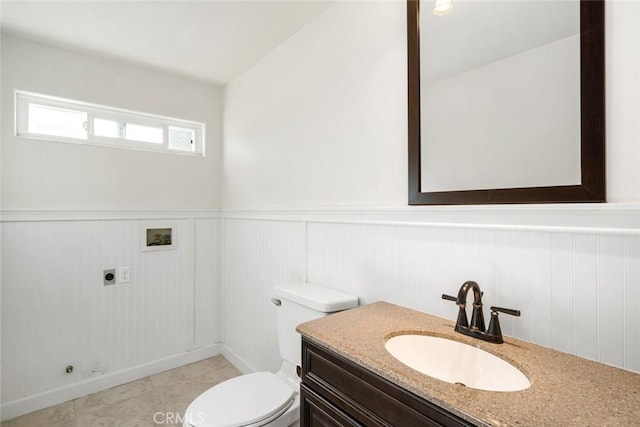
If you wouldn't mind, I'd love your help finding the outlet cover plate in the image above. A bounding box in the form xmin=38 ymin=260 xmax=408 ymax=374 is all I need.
xmin=118 ymin=267 xmax=131 ymax=284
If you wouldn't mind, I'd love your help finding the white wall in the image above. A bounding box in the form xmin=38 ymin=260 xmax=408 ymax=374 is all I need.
xmin=222 ymin=1 xmax=407 ymax=208
xmin=223 ymin=0 xmax=640 ymax=206
xmin=0 ymin=28 xmax=4 ymax=411
xmin=607 ymin=0 xmax=640 ymax=202
xmin=1 ymin=34 xmax=222 ymax=210
xmin=1 ymin=214 xmax=221 ymax=414
xmin=222 ymin=215 xmax=640 ymax=375
xmin=220 ymin=0 xmax=640 ymax=380
xmin=222 ymin=219 xmax=306 ymax=372
xmin=0 ymin=34 xmax=223 ymax=419
xmin=2 ymin=0 xmax=639 ymax=419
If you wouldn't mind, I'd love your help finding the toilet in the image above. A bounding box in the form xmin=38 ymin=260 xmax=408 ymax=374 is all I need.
xmin=183 ymin=282 xmax=358 ymax=427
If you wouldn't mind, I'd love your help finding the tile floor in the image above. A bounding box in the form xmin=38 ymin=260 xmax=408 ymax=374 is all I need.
xmin=1 ymin=355 xmax=241 ymax=427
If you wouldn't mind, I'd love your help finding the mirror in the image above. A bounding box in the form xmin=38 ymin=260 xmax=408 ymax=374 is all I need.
xmin=407 ymin=0 xmax=605 ymax=205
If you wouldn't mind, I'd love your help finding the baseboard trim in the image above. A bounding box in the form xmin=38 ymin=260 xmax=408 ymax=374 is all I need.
xmin=219 ymin=344 xmax=258 ymax=375
xmin=0 ymin=344 xmax=221 ymax=422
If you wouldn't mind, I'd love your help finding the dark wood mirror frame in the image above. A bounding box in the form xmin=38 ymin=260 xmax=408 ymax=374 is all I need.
xmin=408 ymin=0 xmax=605 ymax=205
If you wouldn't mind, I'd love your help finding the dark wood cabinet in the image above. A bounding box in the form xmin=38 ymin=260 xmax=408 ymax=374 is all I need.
xmin=301 ymin=383 xmax=360 ymax=427
xmin=300 ymin=337 xmax=475 ymax=427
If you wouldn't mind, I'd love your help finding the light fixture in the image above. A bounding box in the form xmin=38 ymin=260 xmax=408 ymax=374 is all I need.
xmin=433 ymin=0 xmax=453 ymax=16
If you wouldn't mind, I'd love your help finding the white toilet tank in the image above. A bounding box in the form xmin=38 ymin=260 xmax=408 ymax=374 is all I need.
xmin=272 ymin=283 xmax=358 ymax=370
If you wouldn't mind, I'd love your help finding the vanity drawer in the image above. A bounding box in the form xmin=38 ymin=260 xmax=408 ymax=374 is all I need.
xmin=301 ymin=337 xmax=473 ymax=427
xmin=301 ymin=383 xmax=361 ymax=427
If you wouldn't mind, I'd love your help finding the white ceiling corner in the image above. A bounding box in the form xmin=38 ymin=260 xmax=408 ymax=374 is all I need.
xmin=0 ymin=0 xmax=334 ymax=86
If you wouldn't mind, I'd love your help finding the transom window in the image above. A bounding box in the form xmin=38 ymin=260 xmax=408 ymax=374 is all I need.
xmin=15 ymin=91 xmax=205 ymax=156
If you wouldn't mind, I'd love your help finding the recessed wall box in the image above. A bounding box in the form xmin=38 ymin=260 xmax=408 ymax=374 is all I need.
xmin=141 ymin=223 xmax=177 ymax=252
xmin=104 ymin=269 xmax=116 ymax=286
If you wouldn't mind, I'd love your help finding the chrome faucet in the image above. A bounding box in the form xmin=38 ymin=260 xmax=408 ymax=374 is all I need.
xmin=442 ymin=281 xmax=520 ymax=344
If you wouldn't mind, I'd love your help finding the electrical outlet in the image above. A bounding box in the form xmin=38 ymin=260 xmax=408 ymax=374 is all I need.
xmin=104 ymin=269 xmax=116 ymax=286
xmin=118 ymin=267 xmax=131 ymax=284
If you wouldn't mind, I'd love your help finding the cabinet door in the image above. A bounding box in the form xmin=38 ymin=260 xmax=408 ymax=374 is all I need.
xmin=301 ymin=383 xmax=362 ymax=427
xmin=302 ymin=338 xmax=474 ymax=427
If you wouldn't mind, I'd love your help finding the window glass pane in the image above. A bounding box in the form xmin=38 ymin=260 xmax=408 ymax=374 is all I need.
xmin=125 ymin=123 xmax=163 ymax=144
xmin=94 ymin=118 xmax=122 ymax=138
xmin=28 ymin=103 xmax=87 ymax=139
xmin=17 ymin=92 xmax=203 ymax=155
xmin=168 ymin=126 xmax=195 ymax=152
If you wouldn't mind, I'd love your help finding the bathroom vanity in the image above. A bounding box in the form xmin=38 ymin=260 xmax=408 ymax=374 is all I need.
xmin=297 ymin=302 xmax=640 ymax=426
xmin=300 ymin=337 xmax=472 ymax=426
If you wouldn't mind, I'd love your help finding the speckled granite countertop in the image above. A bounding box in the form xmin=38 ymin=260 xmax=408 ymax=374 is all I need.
xmin=296 ymin=301 xmax=640 ymax=426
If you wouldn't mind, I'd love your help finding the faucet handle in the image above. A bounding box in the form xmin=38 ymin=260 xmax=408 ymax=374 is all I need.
xmin=490 ymin=306 xmax=521 ymax=317
xmin=487 ymin=306 xmax=520 ymax=344
xmin=442 ymin=294 xmax=457 ymax=302
xmin=442 ymin=294 xmax=469 ymax=329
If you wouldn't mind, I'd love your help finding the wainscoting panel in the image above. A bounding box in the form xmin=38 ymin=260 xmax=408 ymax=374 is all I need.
xmin=4 ymin=207 xmax=639 ymax=417
xmin=306 ymin=223 xmax=639 ymax=372
xmin=220 ymin=212 xmax=639 ymax=375
xmin=222 ymin=219 xmax=306 ymax=373
xmin=625 ymin=237 xmax=640 ymax=372
xmin=1 ymin=214 xmax=220 ymax=407
xmin=194 ymin=218 xmax=222 ymax=348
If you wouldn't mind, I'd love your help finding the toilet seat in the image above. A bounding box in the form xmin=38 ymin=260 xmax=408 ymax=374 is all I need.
xmin=184 ymin=372 xmax=295 ymax=427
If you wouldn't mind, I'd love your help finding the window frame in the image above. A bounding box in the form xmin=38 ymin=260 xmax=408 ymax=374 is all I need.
xmin=15 ymin=90 xmax=205 ymax=157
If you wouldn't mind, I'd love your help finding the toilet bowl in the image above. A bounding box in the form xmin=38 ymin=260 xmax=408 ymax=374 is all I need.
xmin=182 ymin=282 xmax=358 ymax=427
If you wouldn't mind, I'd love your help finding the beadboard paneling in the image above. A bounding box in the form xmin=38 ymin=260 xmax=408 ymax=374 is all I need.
xmin=222 ymin=219 xmax=306 ymax=373
xmin=194 ymin=219 xmax=222 ymax=348
xmin=4 ymin=208 xmax=638 ymax=411
xmin=307 ymin=223 xmax=640 ymax=372
xmin=598 ymin=235 xmax=626 ymax=367
xmin=221 ymin=215 xmax=639 ymax=375
xmin=625 ymin=237 xmax=640 ymax=372
xmin=1 ymin=216 xmax=220 ymax=403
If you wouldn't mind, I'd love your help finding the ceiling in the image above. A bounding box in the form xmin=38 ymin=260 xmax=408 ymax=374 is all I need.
xmin=0 ymin=0 xmax=333 ymax=85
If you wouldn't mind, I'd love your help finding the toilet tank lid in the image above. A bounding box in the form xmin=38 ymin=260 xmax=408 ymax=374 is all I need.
xmin=274 ymin=282 xmax=358 ymax=313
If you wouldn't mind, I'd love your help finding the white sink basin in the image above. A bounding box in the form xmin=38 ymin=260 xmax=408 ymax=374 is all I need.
xmin=385 ymin=335 xmax=530 ymax=392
